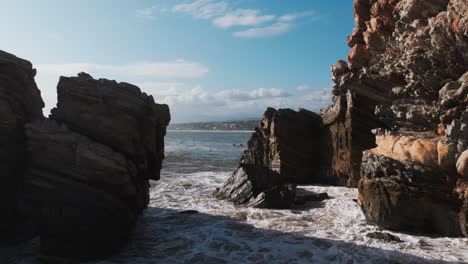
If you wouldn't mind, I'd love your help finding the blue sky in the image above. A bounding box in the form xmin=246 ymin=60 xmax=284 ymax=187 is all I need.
xmin=1 ymin=0 xmax=354 ymax=123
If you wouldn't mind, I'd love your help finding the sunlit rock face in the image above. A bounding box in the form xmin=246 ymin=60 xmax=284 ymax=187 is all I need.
xmin=14 ymin=72 xmax=171 ymax=261
xmin=329 ymin=0 xmax=467 ymax=236
xmin=0 ymin=51 xmax=44 ymax=244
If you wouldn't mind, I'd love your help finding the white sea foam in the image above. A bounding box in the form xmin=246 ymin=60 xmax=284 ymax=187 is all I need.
xmin=5 ymin=171 xmax=468 ymax=264
xmin=107 ymin=171 xmax=467 ymax=264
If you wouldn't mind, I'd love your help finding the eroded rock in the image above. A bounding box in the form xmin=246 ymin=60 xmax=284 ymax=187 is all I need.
xmin=358 ymin=152 xmax=463 ymax=236
xmin=0 ymin=50 xmax=44 ymax=244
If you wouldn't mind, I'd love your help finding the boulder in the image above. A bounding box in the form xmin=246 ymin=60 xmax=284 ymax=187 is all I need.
xmin=0 ymin=50 xmax=44 ymax=244
xmin=214 ymin=164 xmax=296 ymax=209
xmin=51 ymin=72 xmax=170 ymax=184
xmin=358 ymin=152 xmax=463 ymax=236
xmin=240 ymin=107 xmax=326 ymax=184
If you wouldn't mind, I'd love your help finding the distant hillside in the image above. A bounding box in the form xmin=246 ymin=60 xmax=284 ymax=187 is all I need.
xmin=169 ymin=120 xmax=259 ymax=131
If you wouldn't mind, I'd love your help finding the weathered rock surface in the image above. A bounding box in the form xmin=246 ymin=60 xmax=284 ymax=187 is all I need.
xmin=16 ymin=73 xmax=171 ymax=260
xmin=241 ymin=107 xmax=326 ymax=184
xmin=324 ymin=0 xmax=468 ymax=237
xmin=214 ymin=164 xmax=296 ymax=209
xmin=359 ymin=152 xmax=463 ymax=236
xmin=21 ymin=119 xmax=137 ymax=259
xmin=0 ymin=51 xmax=44 ymax=244
xmin=215 ymin=107 xmax=327 ymax=208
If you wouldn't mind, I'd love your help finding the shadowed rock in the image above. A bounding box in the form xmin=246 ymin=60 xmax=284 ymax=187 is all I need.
xmin=0 ymin=50 xmax=44 ymax=244
xmin=19 ymin=73 xmax=170 ymax=260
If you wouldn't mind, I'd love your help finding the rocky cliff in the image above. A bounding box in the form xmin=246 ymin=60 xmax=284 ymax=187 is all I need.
xmin=0 ymin=51 xmax=170 ymax=261
xmin=335 ymin=0 xmax=467 ymax=237
xmin=0 ymin=51 xmax=44 ymax=244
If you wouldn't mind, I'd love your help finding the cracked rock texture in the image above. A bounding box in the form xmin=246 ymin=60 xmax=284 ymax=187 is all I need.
xmin=333 ymin=0 xmax=468 ymax=236
xmin=20 ymin=72 xmax=170 ymax=260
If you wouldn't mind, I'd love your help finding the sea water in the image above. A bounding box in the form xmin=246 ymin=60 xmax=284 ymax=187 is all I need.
xmin=6 ymin=131 xmax=468 ymax=264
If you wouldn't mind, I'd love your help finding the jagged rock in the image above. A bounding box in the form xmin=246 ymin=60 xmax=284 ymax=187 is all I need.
xmin=240 ymin=107 xmax=326 ymax=184
xmin=51 ymin=73 xmax=170 ymax=184
xmin=214 ymin=164 xmax=296 ymax=209
xmin=20 ymin=73 xmax=170 ymax=260
xmin=366 ymin=232 xmax=402 ymax=242
xmin=326 ymin=0 xmax=468 ymax=237
xmin=457 ymin=150 xmax=468 ymax=177
xmin=358 ymin=152 xmax=463 ymax=236
xmin=0 ymin=50 xmax=44 ymax=244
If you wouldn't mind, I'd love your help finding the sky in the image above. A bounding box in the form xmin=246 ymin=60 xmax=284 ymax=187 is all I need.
xmin=0 ymin=0 xmax=354 ymax=123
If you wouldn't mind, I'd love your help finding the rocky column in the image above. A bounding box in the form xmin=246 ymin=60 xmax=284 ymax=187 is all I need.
xmin=0 ymin=50 xmax=44 ymax=244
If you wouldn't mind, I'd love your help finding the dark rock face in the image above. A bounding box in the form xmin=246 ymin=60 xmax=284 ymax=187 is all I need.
xmin=215 ymin=107 xmax=328 ymax=209
xmin=0 ymin=51 xmax=44 ymax=244
xmin=366 ymin=232 xmax=402 ymax=242
xmin=241 ymin=107 xmax=326 ymax=184
xmin=21 ymin=119 xmax=137 ymax=259
xmin=214 ymin=164 xmax=296 ymax=209
xmin=16 ymin=72 xmax=170 ymax=260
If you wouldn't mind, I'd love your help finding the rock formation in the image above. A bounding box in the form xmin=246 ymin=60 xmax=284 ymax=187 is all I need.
xmin=215 ymin=108 xmax=324 ymax=208
xmin=0 ymin=50 xmax=170 ymax=261
xmin=0 ymin=51 xmax=44 ymax=244
xmin=215 ymin=164 xmax=296 ymax=209
xmin=18 ymin=72 xmax=170 ymax=260
xmin=333 ymin=0 xmax=467 ymax=236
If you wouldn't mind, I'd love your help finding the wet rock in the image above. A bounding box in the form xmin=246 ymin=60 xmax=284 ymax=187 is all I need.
xmin=0 ymin=50 xmax=44 ymax=244
xmin=214 ymin=164 xmax=296 ymax=209
xmin=358 ymin=152 xmax=463 ymax=236
xmin=294 ymin=192 xmax=329 ymax=205
xmin=366 ymin=232 xmax=402 ymax=242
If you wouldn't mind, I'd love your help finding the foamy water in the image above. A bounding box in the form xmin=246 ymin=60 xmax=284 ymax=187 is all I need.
xmin=3 ymin=131 xmax=468 ymax=263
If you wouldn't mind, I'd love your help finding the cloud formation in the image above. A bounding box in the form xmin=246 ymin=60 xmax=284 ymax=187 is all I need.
xmin=141 ymin=82 xmax=329 ymax=122
xmin=233 ymin=22 xmax=293 ymax=38
xmin=213 ymin=9 xmax=275 ymax=28
xmin=38 ymin=60 xmax=209 ymax=79
xmin=172 ymin=0 xmax=228 ymax=19
xmin=140 ymin=1 xmax=316 ymax=38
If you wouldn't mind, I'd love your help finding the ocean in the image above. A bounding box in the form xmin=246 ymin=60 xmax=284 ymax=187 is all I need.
xmin=4 ymin=131 xmax=468 ymax=263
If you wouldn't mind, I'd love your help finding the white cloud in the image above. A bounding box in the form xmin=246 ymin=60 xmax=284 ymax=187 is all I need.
xmin=233 ymin=22 xmax=293 ymax=38
xmin=278 ymin=11 xmax=315 ymax=22
xmin=136 ymin=1 xmax=317 ymax=39
xmin=137 ymin=6 xmax=157 ymax=19
xmin=37 ymin=60 xmax=209 ymax=79
xmin=213 ymin=9 xmax=275 ymax=28
xmin=172 ymin=0 xmax=228 ymax=19
xmin=140 ymin=82 xmax=329 ymax=122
